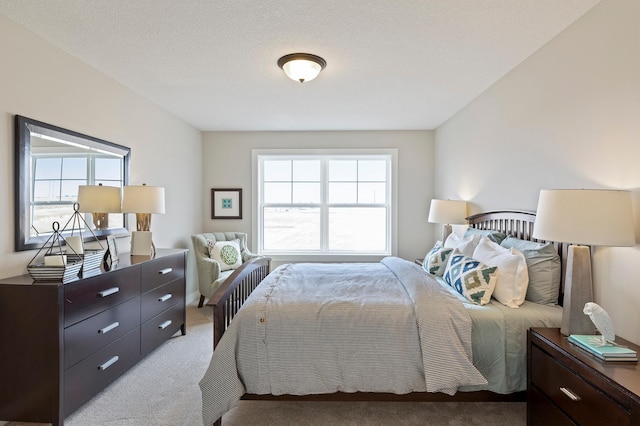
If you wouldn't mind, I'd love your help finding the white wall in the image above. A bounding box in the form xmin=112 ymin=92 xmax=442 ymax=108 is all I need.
xmin=202 ymin=131 xmax=435 ymax=264
xmin=0 ymin=14 xmax=203 ymax=300
xmin=435 ymin=0 xmax=640 ymax=343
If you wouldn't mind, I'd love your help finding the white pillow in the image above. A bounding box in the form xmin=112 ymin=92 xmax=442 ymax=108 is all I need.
xmin=207 ymin=239 xmax=242 ymax=271
xmin=444 ymin=233 xmax=480 ymax=258
xmin=472 ymin=237 xmax=529 ymax=308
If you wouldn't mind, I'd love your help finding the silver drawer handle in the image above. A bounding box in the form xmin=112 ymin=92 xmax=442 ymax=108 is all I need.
xmin=159 ymin=268 xmax=173 ymax=275
xmin=98 ymin=287 xmax=120 ymax=298
xmin=99 ymin=321 xmax=120 ymax=334
xmin=158 ymin=293 xmax=173 ymax=302
xmin=158 ymin=320 xmax=172 ymax=330
xmin=98 ymin=355 xmax=119 ymax=371
xmin=560 ymin=387 xmax=581 ymax=402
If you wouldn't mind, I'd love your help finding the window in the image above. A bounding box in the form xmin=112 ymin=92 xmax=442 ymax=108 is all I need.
xmin=254 ymin=150 xmax=396 ymax=257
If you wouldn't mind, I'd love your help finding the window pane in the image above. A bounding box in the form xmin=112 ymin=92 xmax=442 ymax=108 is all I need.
xmin=31 ymin=205 xmax=72 ymax=236
xmin=61 ymin=180 xmax=85 ymax=202
xmin=264 ymin=160 xmax=291 ymax=181
xmin=95 ymin=157 xmax=121 ymax=181
xmin=263 ymin=207 xmax=320 ymax=250
xmin=33 ymin=180 xmax=61 ymax=202
xmin=293 ymin=183 xmax=320 ymax=203
xmin=61 ymin=158 xmax=87 ymax=179
xmin=264 ymin=182 xmax=291 ymax=203
xmin=34 ymin=158 xmax=62 ymax=179
xmin=358 ymin=160 xmax=386 ymax=181
xmin=358 ymin=183 xmax=386 ymax=203
xmin=293 ymin=160 xmax=320 ymax=181
xmin=329 ymin=160 xmax=357 ymax=181
xmin=328 ymin=207 xmax=387 ymax=251
xmin=329 ymin=182 xmax=357 ymax=203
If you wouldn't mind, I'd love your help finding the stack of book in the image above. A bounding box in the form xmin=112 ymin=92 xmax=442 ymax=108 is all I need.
xmin=569 ymin=334 xmax=638 ymax=362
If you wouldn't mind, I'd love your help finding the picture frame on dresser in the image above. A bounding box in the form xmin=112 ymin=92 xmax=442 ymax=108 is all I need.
xmin=103 ymin=235 xmax=119 ymax=269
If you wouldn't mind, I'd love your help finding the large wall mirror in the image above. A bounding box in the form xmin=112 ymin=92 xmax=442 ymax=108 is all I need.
xmin=15 ymin=115 xmax=131 ymax=251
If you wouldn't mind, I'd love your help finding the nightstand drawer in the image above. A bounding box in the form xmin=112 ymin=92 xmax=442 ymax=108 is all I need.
xmin=528 ymin=386 xmax=574 ymax=426
xmin=64 ymin=296 xmax=141 ymax=369
xmin=531 ymin=344 xmax=630 ymax=426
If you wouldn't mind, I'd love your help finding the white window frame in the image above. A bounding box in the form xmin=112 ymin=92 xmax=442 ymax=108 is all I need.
xmin=252 ymin=148 xmax=398 ymax=262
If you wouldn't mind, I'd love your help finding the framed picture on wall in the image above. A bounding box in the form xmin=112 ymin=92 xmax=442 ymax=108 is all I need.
xmin=211 ymin=188 xmax=242 ymax=219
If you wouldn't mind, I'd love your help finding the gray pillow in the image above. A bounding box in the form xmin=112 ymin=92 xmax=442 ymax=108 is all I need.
xmin=464 ymin=228 xmax=507 ymax=245
xmin=499 ymin=236 xmax=561 ymax=305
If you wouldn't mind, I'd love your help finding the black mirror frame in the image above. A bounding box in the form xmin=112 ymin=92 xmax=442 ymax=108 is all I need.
xmin=14 ymin=115 xmax=131 ymax=251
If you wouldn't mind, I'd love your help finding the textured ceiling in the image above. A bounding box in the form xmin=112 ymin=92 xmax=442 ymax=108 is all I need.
xmin=0 ymin=1 xmax=601 ymax=131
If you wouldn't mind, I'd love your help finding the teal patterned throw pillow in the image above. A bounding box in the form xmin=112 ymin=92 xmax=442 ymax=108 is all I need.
xmin=207 ymin=239 xmax=242 ymax=271
xmin=443 ymin=249 xmax=498 ymax=305
xmin=424 ymin=242 xmax=454 ymax=277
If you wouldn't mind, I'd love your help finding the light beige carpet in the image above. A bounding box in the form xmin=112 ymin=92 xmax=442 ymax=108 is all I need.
xmin=6 ymin=303 xmax=526 ymax=425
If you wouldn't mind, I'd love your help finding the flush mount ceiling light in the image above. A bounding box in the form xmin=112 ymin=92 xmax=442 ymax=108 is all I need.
xmin=277 ymin=53 xmax=327 ymax=83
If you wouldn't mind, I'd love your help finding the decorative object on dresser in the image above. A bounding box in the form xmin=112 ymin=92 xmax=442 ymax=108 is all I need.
xmin=427 ymin=199 xmax=468 ymax=241
xmin=0 ymin=248 xmax=187 ymax=426
xmin=60 ymin=202 xmax=108 ymax=273
xmin=532 ymin=189 xmax=635 ymax=336
xmin=122 ymin=183 xmax=166 ymax=256
xmin=103 ymin=235 xmax=119 ymax=269
xmin=527 ymin=328 xmax=640 ymax=425
xmin=26 ymin=221 xmax=83 ymax=282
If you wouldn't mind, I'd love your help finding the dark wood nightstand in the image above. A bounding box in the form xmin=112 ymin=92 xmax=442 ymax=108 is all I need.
xmin=527 ymin=327 xmax=640 ymax=426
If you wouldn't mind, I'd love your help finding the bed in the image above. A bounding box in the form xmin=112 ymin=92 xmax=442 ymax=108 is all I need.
xmin=199 ymin=210 xmax=565 ymax=426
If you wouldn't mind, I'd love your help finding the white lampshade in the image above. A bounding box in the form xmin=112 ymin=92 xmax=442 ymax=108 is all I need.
xmin=533 ymin=189 xmax=635 ymax=246
xmin=428 ymin=199 xmax=468 ymax=225
xmin=278 ymin=53 xmax=326 ymax=83
xmin=122 ymin=185 xmax=165 ymax=214
xmin=77 ymin=185 xmax=121 ymax=213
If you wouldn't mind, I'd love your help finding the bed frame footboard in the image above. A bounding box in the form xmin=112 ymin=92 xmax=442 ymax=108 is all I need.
xmin=207 ymin=256 xmax=271 ymax=349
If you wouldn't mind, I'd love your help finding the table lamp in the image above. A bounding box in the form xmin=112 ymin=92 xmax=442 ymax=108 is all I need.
xmin=77 ymin=184 xmax=122 ymax=230
xmin=428 ymin=199 xmax=468 ymax=241
xmin=533 ymin=189 xmax=635 ymax=336
xmin=122 ymin=184 xmax=165 ymax=256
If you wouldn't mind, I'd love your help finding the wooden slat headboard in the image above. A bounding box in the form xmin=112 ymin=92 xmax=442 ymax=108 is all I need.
xmin=466 ymin=210 xmax=565 ymax=305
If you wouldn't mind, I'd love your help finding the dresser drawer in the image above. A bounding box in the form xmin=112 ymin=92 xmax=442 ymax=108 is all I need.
xmin=141 ymin=278 xmax=184 ymax=323
xmin=531 ymin=344 xmax=631 ymax=426
xmin=141 ymin=253 xmax=184 ymax=293
xmin=64 ymin=327 xmax=140 ymax=415
xmin=64 ymin=296 xmax=141 ymax=369
xmin=64 ymin=266 xmax=140 ymax=327
xmin=141 ymin=304 xmax=184 ymax=356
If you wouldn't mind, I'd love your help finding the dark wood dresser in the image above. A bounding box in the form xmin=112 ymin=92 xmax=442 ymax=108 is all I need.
xmin=528 ymin=327 xmax=640 ymax=426
xmin=0 ymin=248 xmax=187 ymax=425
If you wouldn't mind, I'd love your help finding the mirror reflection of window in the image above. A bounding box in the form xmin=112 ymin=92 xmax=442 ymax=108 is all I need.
xmin=30 ymin=138 xmax=124 ymax=238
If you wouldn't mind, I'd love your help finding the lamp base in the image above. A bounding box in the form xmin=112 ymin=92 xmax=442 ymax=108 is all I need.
xmin=442 ymin=224 xmax=453 ymax=242
xmin=92 ymin=212 xmax=110 ymax=230
xmin=130 ymin=231 xmax=155 ymax=257
xmin=560 ymin=245 xmax=595 ymax=336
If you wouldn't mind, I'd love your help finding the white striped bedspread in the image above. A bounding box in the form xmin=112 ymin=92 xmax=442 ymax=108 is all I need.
xmin=199 ymin=256 xmax=487 ymax=425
